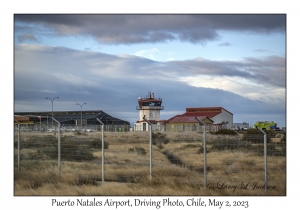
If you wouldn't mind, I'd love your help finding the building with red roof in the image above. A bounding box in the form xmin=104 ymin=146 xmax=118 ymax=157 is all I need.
xmin=165 ymin=107 xmax=233 ymax=132
xmin=166 ymin=115 xmax=214 ymax=132
xmin=182 ymin=107 xmax=233 ymax=126
xmin=133 ymin=91 xmax=233 ymax=132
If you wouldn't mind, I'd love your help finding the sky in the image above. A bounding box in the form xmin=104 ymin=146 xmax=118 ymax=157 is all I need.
xmin=13 ymin=14 xmax=286 ymax=127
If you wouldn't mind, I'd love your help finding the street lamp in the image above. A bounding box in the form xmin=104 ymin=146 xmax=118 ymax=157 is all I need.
xmin=76 ymin=103 xmax=86 ymax=130
xmin=45 ymin=97 xmax=59 ymax=129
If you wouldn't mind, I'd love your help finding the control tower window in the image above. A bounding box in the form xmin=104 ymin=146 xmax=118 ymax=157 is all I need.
xmin=149 ymin=102 xmax=155 ymax=106
xmin=142 ymin=102 xmax=161 ymax=106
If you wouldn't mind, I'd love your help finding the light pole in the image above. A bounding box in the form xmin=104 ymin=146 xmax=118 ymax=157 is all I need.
xmin=76 ymin=103 xmax=86 ymax=130
xmin=45 ymin=97 xmax=59 ymax=129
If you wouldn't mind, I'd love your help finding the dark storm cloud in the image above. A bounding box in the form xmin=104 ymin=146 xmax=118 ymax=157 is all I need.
xmin=17 ymin=33 xmax=39 ymax=43
xmin=14 ymin=14 xmax=285 ymax=45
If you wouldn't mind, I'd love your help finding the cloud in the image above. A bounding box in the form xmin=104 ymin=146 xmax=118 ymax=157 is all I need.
xmin=39 ymin=89 xmax=58 ymax=94
xmin=134 ymin=48 xmax=160 ymax=60
xmin=218 ymin=42 xmax=231 ymax=46
xmin=14 ymin=14 xmax=286 ymax=45
xmin=52 ymin=73 xmax=99 ymax=88
xmin=169 ymin=56 xmax=286 ymax=88
xmin=14 ymin=44 xmax=285 ymax=126
xmin=17 ymin=33 xmax=39 ymax=43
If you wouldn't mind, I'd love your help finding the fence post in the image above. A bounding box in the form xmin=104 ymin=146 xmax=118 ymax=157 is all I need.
xmin=14 ymin=120 xmax=20 ymax=171
xmin=257 ymin=127 xmax=268 ymax=194
xmin=195 ymin=117 xmax=207 ymax=188
xmin=143 ymin=115 xmax=152 ymax=179
xmin=52 ymin=118 xmax=61 ymax=172
xmin=96 ymin=118 xmax=105 ymax=183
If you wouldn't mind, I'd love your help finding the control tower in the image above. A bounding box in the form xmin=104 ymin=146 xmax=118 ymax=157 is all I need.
xmin=134 ymin=92 xmax=164 ymax=131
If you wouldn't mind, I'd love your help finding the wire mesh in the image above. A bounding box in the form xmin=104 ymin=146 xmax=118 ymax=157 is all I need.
xmin=14 ymin=127 xmax=286 ymax=195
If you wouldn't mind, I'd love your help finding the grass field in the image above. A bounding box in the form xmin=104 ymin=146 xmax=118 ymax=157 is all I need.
xmin=14 ymin=131 xmax=286 ymax=196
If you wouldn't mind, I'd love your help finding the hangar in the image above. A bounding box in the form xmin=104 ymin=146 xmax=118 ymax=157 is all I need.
xmin=14 ymin=110 xmax=130 ymax=130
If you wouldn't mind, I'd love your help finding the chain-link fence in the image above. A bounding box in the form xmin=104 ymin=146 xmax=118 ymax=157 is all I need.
xmin=14 ymin=125 xmax=286 ymax=196
xmin=134 ymin=124 xmax=238 ymax=132
xmin=14 ymin=123 xmax=131 ymax=133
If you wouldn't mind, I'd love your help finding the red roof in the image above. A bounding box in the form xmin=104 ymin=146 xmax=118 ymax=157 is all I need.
xmin=167 ymin=115 xmax=213 ymax=123
xmin=182 ymin=112 xmax=221 ymax=118
xmin=185 ymin=106 xmax=233 ymax=115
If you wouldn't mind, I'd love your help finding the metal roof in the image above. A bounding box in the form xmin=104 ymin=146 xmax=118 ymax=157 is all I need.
xmin=167 ymin=115 xmax=214 ymax=123
xmin=183 ymin=112 xmax=221 ymax=118
xmin=14 ymin=110 xmax=130 ymax=125
xmin=185 ymin=106 xmax=233 ymax=115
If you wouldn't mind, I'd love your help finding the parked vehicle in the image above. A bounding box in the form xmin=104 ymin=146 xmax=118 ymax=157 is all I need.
xmin=254 ymin=121 xmax=277 ymax=130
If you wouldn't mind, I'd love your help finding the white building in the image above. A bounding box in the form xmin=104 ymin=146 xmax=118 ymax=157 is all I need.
xmin=183 ymin=107 xmax=233 ymax=128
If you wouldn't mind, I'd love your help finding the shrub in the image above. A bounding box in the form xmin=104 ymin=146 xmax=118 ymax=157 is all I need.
xmin=88 ymin=139 xmax=109 ymax=149
xmin=37 ymin=139 xmax=95 ymax=161
xmin=128 ymin=147 xmax=147 ymax=156
xmin=15 ymin=135 xmax=57 ymax=149
xmin=152 ymin=132 xmax=169 ymax=145
xmin=214 ymin=129 xmax=238 ymax=135
xmin=197 ymin=145 xmax=207 ymax=153
xmin=182 ymin=144 xmax=198 ymax=149
xmin=163 ymin=139 xmax=170 ymax=144
xmin=74 ymin=131 xmax=87 ymax=136
xmin=242 ymin=129 xmax=275 ymax=143
xmin=281 ymin=132 xmax=286 ymax=143
xmin=210 ymin=138 xmax=252 ymax=151
xmin=254 ymin=143 xmax=286 ymax=156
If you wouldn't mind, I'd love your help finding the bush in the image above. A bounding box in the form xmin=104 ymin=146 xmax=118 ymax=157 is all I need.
xmin=74 ymin=131 xmax=87 ymax=135
xmin=182 ymin=144 xmax=198 ymax=149
xmin=88 ymin=139 xmax=109 ymax=149
xmin=128 ymin=147 xmax=147 ymax=156
xmin=15 ymin=135 xmax=57 ymax=149
xmin=152 ymin=132 xmax=169 ymax=145
xmin=36 ymin=138 xmax=95 ymax=161
xmin=242 ymin=129 xmax=276 ymax=143
xmin=210 ymin=138 xmax=252 ymax=151
xmin=281 ymin=132 xmax=286 ymax=143
xmin=254 ymin=143 xmax=286 ymax=156
xmin=214 ymin=129 xmax=238 ymax=135
xmin=197 ymin=145 xmax=207 ymax=153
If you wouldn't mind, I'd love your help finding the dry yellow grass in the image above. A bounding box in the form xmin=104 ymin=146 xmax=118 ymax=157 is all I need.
xmin=14 ymin=131 xmax=286 ymax=196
